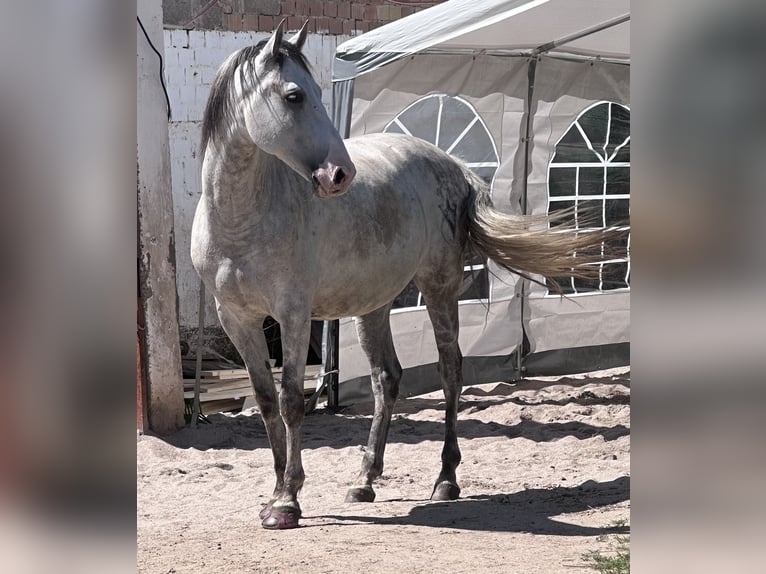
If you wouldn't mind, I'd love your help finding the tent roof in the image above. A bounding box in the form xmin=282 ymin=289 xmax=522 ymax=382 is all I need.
xmin=333 ymin=0 xmax=630 ymax=81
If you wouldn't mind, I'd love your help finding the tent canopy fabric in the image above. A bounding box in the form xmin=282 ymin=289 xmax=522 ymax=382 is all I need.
xmin=334 ymin=0 xmax=630 ymax=81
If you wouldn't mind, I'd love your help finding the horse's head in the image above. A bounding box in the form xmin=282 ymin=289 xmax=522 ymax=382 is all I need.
xmin=205 ymin=20 xmax=355 ymax=198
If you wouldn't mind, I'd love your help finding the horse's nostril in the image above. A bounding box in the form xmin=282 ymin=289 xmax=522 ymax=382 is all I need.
xmin=311 ymin=174 xmax=320 ymax=188
xmin=333 ymin=168 xmax=345 ymax=186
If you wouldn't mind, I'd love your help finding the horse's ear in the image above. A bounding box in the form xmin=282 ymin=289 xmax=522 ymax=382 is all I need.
xmin=287 ymin=20 xmax=309 ymax=52
xmin=264 ymin=18 xmax=287 ymax=58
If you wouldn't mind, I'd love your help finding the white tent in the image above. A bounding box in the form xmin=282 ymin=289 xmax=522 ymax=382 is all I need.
xmin=330 ymin=0 xmax=630 ymax=403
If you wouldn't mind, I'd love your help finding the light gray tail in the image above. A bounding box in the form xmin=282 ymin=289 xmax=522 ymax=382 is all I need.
xmin=463 ymin=168 xmax=626 ymax=294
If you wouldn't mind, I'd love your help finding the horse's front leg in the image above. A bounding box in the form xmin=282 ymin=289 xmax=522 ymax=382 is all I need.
xmin=215 ymin=305 xmax=287 ymax=521
xmin=261 ymin=308 xmax=311 ymax=529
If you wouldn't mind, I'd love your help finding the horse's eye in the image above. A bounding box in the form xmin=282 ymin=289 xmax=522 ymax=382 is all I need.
xmin=285 ymin=91 xmax=304 ymax=104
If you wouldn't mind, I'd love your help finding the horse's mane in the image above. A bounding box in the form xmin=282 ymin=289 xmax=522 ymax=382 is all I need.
xmin=200 ymin=40 xmax=312 ymax=153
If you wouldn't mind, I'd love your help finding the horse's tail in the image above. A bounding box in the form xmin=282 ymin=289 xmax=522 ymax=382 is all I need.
xmin=463 ymin=168 xmax=627 ymax=294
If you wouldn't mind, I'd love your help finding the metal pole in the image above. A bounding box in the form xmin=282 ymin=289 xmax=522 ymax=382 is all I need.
xmin=326 ymin=78 xmax=354 ymax=409
xmin=534 ymin=14 xmax=630 ymax=56
xmin=323 ymin=320 xmax=340 ymax=409
xmin=517 ymin=56 xmax=537 ymax=380
xmin=192 ymin=279 xmax=205 ymax=426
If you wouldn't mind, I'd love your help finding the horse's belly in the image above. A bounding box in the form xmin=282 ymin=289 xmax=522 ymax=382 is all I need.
xmin=310 ymin=253 xmax=420 ymax=320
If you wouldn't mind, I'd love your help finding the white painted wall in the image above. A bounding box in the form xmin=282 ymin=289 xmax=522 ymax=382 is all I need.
xmin=164 ymin=30 xmax=351 ymax=332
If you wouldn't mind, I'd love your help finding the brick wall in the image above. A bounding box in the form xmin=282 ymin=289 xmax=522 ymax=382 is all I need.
xmin=164 ymin=0 xmax=446 ymax=34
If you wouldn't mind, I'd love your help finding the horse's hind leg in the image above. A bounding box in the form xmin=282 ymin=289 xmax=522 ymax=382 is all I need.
xmin=419 ymin=283 xmax=463 ymax=501
xmin=216 ymin=305 xmax=288 ymax=523
xmin=346 ymin=303 xmax=402 ymax=503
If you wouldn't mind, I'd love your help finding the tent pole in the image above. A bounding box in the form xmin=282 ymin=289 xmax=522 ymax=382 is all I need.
xmin=534 ymin=13 xmax=630 ymax=56
xmin=324 ymin=78 xmax=355 ymax=410
xmin=517 ymin=56 xmax=538 ymax=379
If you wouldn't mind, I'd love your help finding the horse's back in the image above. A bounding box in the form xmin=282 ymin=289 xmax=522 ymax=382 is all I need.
xmin=342 ymin=133 xmax=473 ymax=242
xmin=345 ymin=133 xmax=467 ymax=188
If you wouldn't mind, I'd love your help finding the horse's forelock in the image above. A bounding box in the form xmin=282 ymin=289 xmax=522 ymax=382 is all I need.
xmin=201 ymin=40 xmax=313 ymax=153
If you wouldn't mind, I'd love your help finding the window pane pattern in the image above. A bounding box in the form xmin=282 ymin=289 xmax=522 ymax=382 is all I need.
xmin=546 ymin=102 xmax=631 ymax=295
xmin=384 ymin=94 xmax=499 ymax=310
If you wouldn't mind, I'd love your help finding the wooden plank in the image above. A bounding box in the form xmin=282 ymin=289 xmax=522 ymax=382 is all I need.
xmin=201 ymin=373 xmax=250 ymax=381
xmin=184 ymin=381 xmax=317 ymax=401
xmin=200 ymin=398 xmax=246 ymax=415
xmin=191 ymin=365 xmax=321 ymax=380
xmin=199 ymin=369 xmax=248 ymax=378
xmin=184 ymin=387 xmax=251 ymax=402
xmin=182 ymin=380 xmax=208 ymax=392
xmin=198 ymin=378 xmax=251 ymax=392
xmin=183 ymin=365 xmax=324 ymax=415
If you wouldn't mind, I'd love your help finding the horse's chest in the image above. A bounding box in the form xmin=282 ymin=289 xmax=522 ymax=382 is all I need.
xmin=201 ymin=254 xmax=275 ymax=313
xmin=201 ymin=228 xmax=311 ymax=312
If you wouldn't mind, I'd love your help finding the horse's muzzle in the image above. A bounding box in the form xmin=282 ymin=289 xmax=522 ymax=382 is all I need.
xmin=311 ymin=162 xmax=356 ymax=198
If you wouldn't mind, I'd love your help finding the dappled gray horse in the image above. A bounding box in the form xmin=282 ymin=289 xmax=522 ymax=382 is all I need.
xmin=192 ymin=20 xmax=617 ymax=529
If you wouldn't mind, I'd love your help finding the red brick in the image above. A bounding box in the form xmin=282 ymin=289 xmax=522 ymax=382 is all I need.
xmin=315 ymin=16 xmax=329 ymax=32
xmin=342 ymin=18 xmax=353 ymax=35
xmin=258 ymin=15 xmax=274 ymax=30
xmin=389 ymin=5 xmax=401 ymax=19
xmin=364 ymin=5 xmax=376 ymax=20
xmin=329 ymin=17 xmax=343 ymax=34
xmin=402 ymin=6 xmax=414 ymax=17
xmin=307 ymin=17 xmax=317 ymax=32
xmin=309 ymin=0 xmax=323 ymax=17
xmin=287 ymin=15 xmax=303 ymax=31
xmin=243 ymin=14 xmax=257 ymax=30
xmin=357 ymin=20 xmax=369 ymax=33
xmin=295 ymin=0 xmax=308 ymax=16
xmin=324 ymin=1 xmax=337 ymax=17
xmin=376 ymin=5 xmax=390 ymax=20
xmin=351 ymin=3 xmax=364 ymax=20
xmin=338 ymin=1 xmax=350 ymax=19
xmin=225 ymin=14 xmax=237 ymax=31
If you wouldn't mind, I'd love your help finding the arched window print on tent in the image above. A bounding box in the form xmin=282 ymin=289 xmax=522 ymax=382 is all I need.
xmin=383 ymin=94 xmax=499 ymax=310
xmin=546 ymin=101 xmax=631 ymax=295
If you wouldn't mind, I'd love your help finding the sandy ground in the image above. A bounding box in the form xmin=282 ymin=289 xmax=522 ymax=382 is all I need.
xmin=137 ymin=367 xmax=630 ymax=573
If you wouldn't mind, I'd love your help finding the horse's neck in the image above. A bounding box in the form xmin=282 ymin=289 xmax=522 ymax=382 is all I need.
xmin=203 ymin=138 xmax=305 ymax=229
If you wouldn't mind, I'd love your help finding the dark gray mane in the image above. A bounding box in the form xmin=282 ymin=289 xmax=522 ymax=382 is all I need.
xmin=200 ymin=40 xmax=312 ymax=152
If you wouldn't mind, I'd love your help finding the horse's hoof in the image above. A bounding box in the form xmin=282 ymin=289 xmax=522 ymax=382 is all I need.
xmin=261 ymin=506 xmax=301 ymax=530
xmin=345 ymin=486 xmax=376 ymax=503
xmin=431 ymin=481 xmax=461 ymax=501
xmin=259 ymin=500 xmax=274 ymax=520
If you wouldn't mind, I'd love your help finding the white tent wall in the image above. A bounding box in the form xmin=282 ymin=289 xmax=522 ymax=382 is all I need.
xmin=524 ymin=56 xmax=630 ymax=355
xmin=332 ymin=0 xmax=630 ymax=402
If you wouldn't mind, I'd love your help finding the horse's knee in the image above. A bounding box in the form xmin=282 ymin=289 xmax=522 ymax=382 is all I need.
xmin=436 ymin=341 xmax=461 ymax=361
xmin=256 ymin=395 xmax=279 ymax=420
xmin=380 ymin=368 xmax=401 ymax=400
xmin=279 ymin=386 xmax=305 ymax=427
xmin=248 ymin=374 xmax=281 ymax=420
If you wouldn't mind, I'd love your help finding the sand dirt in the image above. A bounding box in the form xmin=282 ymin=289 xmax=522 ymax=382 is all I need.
xmin=138 ymin=367 xmax=630 ymax=573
